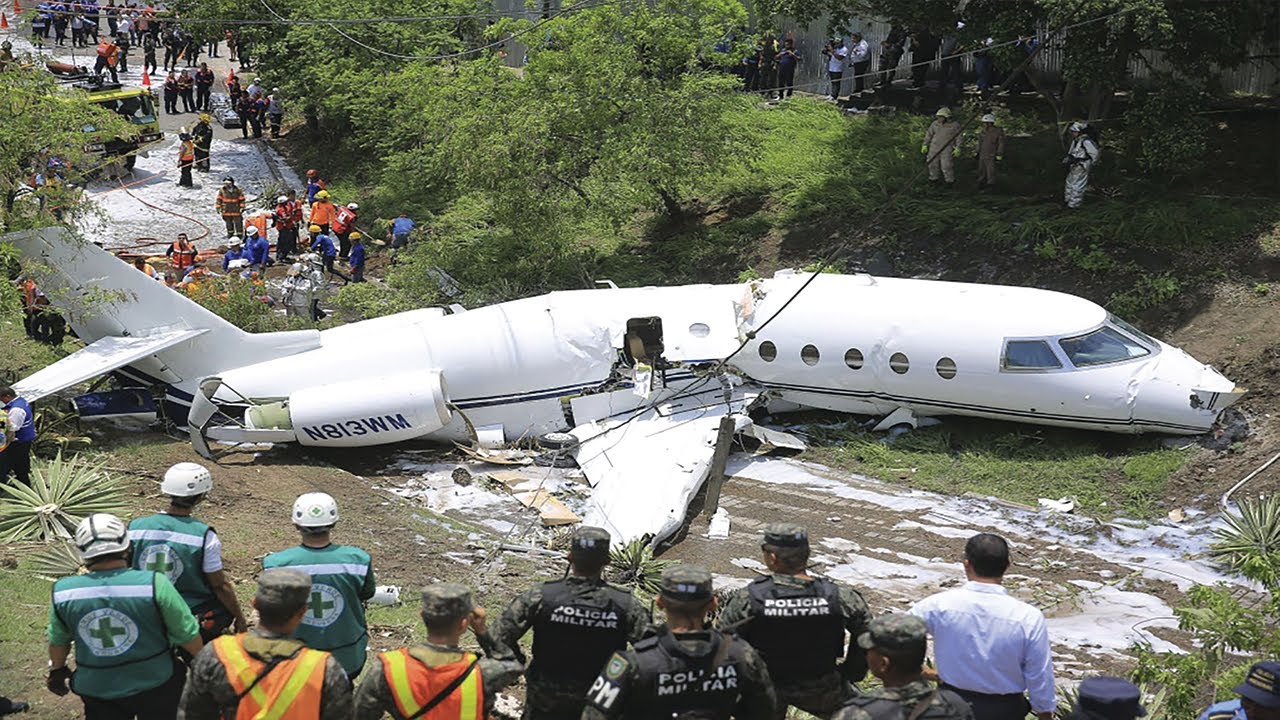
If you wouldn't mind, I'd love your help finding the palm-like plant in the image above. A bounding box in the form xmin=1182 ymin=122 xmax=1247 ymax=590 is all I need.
xmin=26 ymin=540 xmax=86 ymax=580
xmin=1210 ymin=495 xmax=1280 ymax=585
xmin=0 ymin=452 xmax=128 ymax=544
xmin=607 ymin=538 xmax=675 ymax=597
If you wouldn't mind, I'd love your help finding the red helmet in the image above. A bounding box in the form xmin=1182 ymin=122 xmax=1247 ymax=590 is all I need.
xmin=306 ymin=169 xmax=317 ymax=178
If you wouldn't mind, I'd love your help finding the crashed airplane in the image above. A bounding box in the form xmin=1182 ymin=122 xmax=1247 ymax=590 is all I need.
xmin=9 ymin=227 xmax=1243 ymax=544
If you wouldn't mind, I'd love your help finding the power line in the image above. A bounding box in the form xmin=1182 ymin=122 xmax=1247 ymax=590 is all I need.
xmin=12 ymin=2 xmax=594 ymax=25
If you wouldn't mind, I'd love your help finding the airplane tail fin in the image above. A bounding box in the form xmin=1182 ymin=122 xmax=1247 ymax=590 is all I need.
xmin=6 ymin=226 xmax=319 ymax=392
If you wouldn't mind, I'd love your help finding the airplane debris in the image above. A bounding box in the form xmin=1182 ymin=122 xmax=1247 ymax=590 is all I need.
xmin=706 ymin=508 xmax=730 ymax=538
xmin=1038 ymin=497 xmax=1077 ymax=513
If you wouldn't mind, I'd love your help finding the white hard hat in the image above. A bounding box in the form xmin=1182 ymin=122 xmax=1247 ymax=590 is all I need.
xmin=228 ymin=237 xmax=242 ymax=247
xmin=347 ymin=202 xmax=358 ymax=210
xmin=277 ymin=195 xmax=288 ymax=203
xmin=981 ymin=113 xmax=997 ymax=123
xmin=287 ymin=263 xmax=303 ymax=276
xmin=293 ymin=492 xmax=339 ymax=528
xmin=161 ymin=462 xmax=212 ymax=497
xmin=247 ymin=226 xmax=259 ymax=236
xmin=935 ymin=107 xmax=952 ymax=118
xmin=75 ymin=513 xmax=131 ymax=560
xmin=253 ymin=77 xmax=261 ymax=83
xmin=271 ymin=87 xmax=279 ymax=92
xmin=1070 ymin=121 xmax=1086 ymax=132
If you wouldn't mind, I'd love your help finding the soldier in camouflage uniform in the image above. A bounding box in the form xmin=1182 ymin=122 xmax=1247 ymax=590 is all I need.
xmin=583 ymin=565 xmax=776 ymax=720
xmin=832 ymin=614 xmax=973 ymax=720
xmin=178 ymin=568 xmax=353 ymax=720
xmin=353 ymin=583 xmax=524 ymax=719
xmin=716 ymin=523 xmax=873 ymax=719
xmin=493 ymin=526 xmax=650 ymax=720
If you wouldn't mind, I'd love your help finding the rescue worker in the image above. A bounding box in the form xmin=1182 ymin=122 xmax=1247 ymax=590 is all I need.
xmin=348 ymin=232 xmax=366 ymax=283
xmin=1063 ymin=121 xmax=1101 ymax=209
xmin=0 ymin=41 xmax=15 ymax=72
xmin=20 ymin=277 xmax=65 ymax=345
xmin=129 ymin=462 xmax=250 ymax=644
xmin=176 ymin=131 xmax=195 ymax=187
xmin=353 ymin=583 xmax=524 ymax=719
xmin=975 ymin=114 xmax=1006 ymax=190
xmin=922 ymin=107 xmax=962 ymax=185
xmin=0 ymin=387 xmax=35 ymax=487
xmin=388 ymin=213 xmax=415 ymax=263
xmin=831 ymin=614 xmax=973 ymax=720
xmin=583 ymin=565 xmax=776 ymax=720
xmin=267 ymin=88 xmax=284 ymax=138
xmin=115 ymin=31 xmax=130 ymax=73
xmin=216 ymin=177 xmax=245 ymax=236
xmin=494 ymin=526 xmax=650 ymax=720
xmin=193 ymin=62 xmax=213 ymax=112
xmin=177 ymin=69 xmax=194 ymax=113
xmin=244 ymin=225 xmax=269 ymax=273
xmin=191 ymin=113 xmax=213 ymax=172
xmin=309 ymin=225 xmax=349 ymax=282
xmin=280 ymin=263 xmax=314 ymax=318
xmin=262 ymin=492 xmax=375 ymax=677
xmin=717 ymin=524 xmax=872 ymax=720
xmin=1197 ymin=661 xmax=1280 ymax=720
xmin=166 ymin=233 xmax=198 ymax=278
xmin=132 ymin=257 xmax=160 ymax=279
xmin=304 ymin=169 xmax=326 ymax=203
xmin=222 ymin=237 xmax=245 ymax=272
xmin=303 ymin=252 xmax=329 ymax=321
xmin=94 ymin=36 xmax=119 ymax=83
xmin=1066 ymin=677 xmax=1147 ymax=720
xmin=333 ymin=201 xmax=358 ymax=261
xmin=308 ymin=189 xmax=336 ymax=235
xmin=177 ymin=568 xmax=353 ymax=720
xmin=47 ymin=513 xmax=203 ymax=718
xmin=273 ymin=195 xmax=299 ymax=261
xmin=142 ymin=31 xmax=157 ymax=76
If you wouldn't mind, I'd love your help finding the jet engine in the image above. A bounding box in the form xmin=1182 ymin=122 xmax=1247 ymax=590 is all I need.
xmin=245 ymin=371 xmax=452 ymax=447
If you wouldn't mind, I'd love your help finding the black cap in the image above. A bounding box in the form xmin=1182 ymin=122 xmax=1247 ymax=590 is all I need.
xmin=660 ymin=565 xmax=713 ymax=601
xmin=1077 ymin=677 xmax=1147 ymax=720
xmin=571 ymin=526 xmax=611 ymax=556
xmin=763 ymin=523 xmax=808 ymax=548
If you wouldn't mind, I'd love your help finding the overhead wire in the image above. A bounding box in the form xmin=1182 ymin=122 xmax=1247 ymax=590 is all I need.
xmin=24 ymin=2 xmax=603 ymax=25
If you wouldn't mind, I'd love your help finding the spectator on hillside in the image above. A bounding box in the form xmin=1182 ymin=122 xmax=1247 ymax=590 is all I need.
xmin=823 ymin=37 xmax=848 ymax=101
xmin=878 ymin=26 xmax=907 ymax=89
xmin=939 ymin=27 xmax=963 ymax=100
xmin=757 ymin=33 xmax=778 ymax=99
xmin=775 ymin=36 xmax=800 ymax=99
xmin=974 ymin=37 xmax=996 ymax=92
xmin=909 ymin=28 xmax=940 ymax=89
xmin=849 ymin=32 xmax=871 ymax=94
xmin=910 ymin=533 xmax=1056 ymax=720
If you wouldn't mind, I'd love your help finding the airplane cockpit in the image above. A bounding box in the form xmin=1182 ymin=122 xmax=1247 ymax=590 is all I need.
xmin=1002 ymin=314 xmax=1159 ymax=372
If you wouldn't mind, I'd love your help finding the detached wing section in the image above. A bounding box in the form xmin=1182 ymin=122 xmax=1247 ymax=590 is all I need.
xmin=14 ymin=329 xmax=208 ymax=401
xmin=572 ymin=392 xmax=757 ymax=546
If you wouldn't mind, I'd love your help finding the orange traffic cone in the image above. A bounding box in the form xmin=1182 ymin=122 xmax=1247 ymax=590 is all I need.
xmin=141 ymin=71 xmax=151 ymax=87
xmin=11 ymin=0 xmax=20 ymax=14
xmin=0 ymin=12 xmax=8 ymax=27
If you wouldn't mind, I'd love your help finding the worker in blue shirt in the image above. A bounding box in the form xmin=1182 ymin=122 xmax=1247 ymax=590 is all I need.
xmin=387 ymin=213 xmax=414 ymax=262
xmin=221 ymin=237 xmax=246 ymax=272
xmin=244 ymin=226 xmax=270 ymax=272
xmin=348 ymin=232 xmax=365 ymax=283
xmin=308 ymin=225 xmax=349 ymax=282
xmin=1198 ymin=661 xmax=1280 ymax=720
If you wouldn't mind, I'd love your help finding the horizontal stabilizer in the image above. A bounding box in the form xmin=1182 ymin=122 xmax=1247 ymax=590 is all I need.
xmin=14 ymin=329 xmax=208 ymax=401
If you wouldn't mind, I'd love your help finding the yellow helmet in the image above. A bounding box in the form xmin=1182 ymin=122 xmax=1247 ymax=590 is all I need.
xmin=349 ymin=231 xmax=362 ymax=241
xmin=315 ymin=190 xmax=330 ymax=200
xmin=199 ymin=113 xmax=211 ymax=123
xmin=308 ymin=224 xmax=322 ymax=233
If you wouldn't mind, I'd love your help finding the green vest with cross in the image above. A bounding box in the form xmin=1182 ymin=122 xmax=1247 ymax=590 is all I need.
xmin=51 ymin=569 xmax=173 ymax=699
xmin=128 ymin=513 xmax=216 ymax=610
xmin=262 ymin=543 xmax=374 ymax=676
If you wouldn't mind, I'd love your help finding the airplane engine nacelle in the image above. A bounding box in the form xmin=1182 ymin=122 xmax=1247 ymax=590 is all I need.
xmin=248 ymin=371 xmax=451 ymax=447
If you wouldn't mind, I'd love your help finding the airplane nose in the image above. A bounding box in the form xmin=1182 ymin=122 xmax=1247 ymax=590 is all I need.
xmin=1132 ymin=346 xmax=1243 ymax=433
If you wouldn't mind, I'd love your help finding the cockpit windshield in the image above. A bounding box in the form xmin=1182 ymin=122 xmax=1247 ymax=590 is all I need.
xmin=1108 ymin=314 xmax=1158 ymax=347
xmin=1059 ymin=326 xmax=1150 ymax=367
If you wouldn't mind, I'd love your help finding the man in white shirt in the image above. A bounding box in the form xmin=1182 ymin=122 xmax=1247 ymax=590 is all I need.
xmin=849 ymin=32 xmax=871 ymax=94
xmin=823 ymin=37 xmax=849 ymax=101
xmin=909 ymin=533 xmax=1056 ymax=720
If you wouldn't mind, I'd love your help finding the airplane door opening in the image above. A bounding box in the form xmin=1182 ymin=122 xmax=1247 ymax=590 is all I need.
xmin=623 ymin=317 xmax=665 ymax=367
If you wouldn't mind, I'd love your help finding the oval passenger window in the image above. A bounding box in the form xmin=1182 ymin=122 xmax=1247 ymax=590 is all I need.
xmin=801 ymin=344 xmax=820 ymax=366
xmin=759 ymin=341 xmax=777 ymax=362
xmin=688 ymin=323 xmax=711 ymax=338
xmin=936 ymin=357 xmax=957 ymax=379
xmin=889 ymin=352 xmax=910 ymax=374
xmin=845 ymin=348 xmax=864 ymax=370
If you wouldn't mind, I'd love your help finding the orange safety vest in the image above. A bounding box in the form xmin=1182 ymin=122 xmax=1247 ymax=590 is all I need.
xmin=170 ymin=242 xmax=197 ymax=269
xmin=96 ymin=41 xmax=114 ymax=58
xmin=179 ymin=141 xmax=195 ymax=163
xmin=332 ymin=206 xmax=356 ymax=234
xmin=247 ymin=212 xmax=269 ymax=237
xmin=308 ymin=201 xmax=335 ymax=226
xmin=21 ymin=279 xmax=40 ymax=311
xmin=210 ymin=634 xmax=327 ymax=720
xmin=382 ymin=649 xmax=483 ymax=720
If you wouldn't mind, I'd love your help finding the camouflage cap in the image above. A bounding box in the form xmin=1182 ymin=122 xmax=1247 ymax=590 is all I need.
xmin=857 ymin=613 xmax=928 ymax=653
xmin=571 ymin=526 xmax=611 ymax=556
xmin=763 ymin=523 xmax=809 ymax=548
xmin=421 ymin=583 xmax=474 ymax=622
xmin=660 ymin=565 xmax=713 ymax=601
xmin=255 ymin=568 xmax=312 ymax=613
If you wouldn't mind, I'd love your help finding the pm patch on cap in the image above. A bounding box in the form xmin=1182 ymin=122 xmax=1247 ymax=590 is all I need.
xmin=1077 ymin=677 xmax=1147 ymax=719
xmin=856 ymin=613 xmax=927 ymax=653
xmin=421 ymin=583 xmax=474 ymax=621
xmin=660 ymin=565 xmax=712 ymax=601
xmin=571 ymin=526 xmax=611 ymax=555
xmin=763 ymin=523 xmax=809 ymax=548
xmin=256 ymin=568 xmax=312 ymax=611
xmin=1235 ymin=661 xmax=1280 ymax=709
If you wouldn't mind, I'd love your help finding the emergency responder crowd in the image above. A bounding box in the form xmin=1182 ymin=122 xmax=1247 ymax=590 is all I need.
xmin=6 ymin=447 xmax=1273 ymax=720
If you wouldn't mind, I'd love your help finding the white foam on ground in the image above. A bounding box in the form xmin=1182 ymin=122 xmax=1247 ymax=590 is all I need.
xmin=378 ymin=470 xmax=514 ymax=514
xmin=1045 ymin=580 xmax=1182 ymax=655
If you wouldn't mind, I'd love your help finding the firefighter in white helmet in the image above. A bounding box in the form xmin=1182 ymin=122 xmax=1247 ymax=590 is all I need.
xmin=263 ymin=492 xmax=376 ymax=677
xmin=1063 ymin=121 xmax=1101 ymax=209
xmin=47 ymin=514 xmax=202 ymax=716
xmin=129 ymin=462 xmax=249 ymax=643
xmin=922 ymin=107 xmax=962 ymax=184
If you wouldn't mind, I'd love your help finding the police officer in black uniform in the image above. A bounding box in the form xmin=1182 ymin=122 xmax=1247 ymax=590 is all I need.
xmin=717 ymin=523 xmax=873 ymax=719
xmin=494 ymin=526 xmax=650 ymax=720
xmin=583 ymin=564 xmax=776 ymax=720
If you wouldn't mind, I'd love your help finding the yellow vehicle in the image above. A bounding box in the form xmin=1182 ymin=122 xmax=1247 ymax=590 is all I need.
xmin=75 ymin=81 xmax=164 ymax=171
